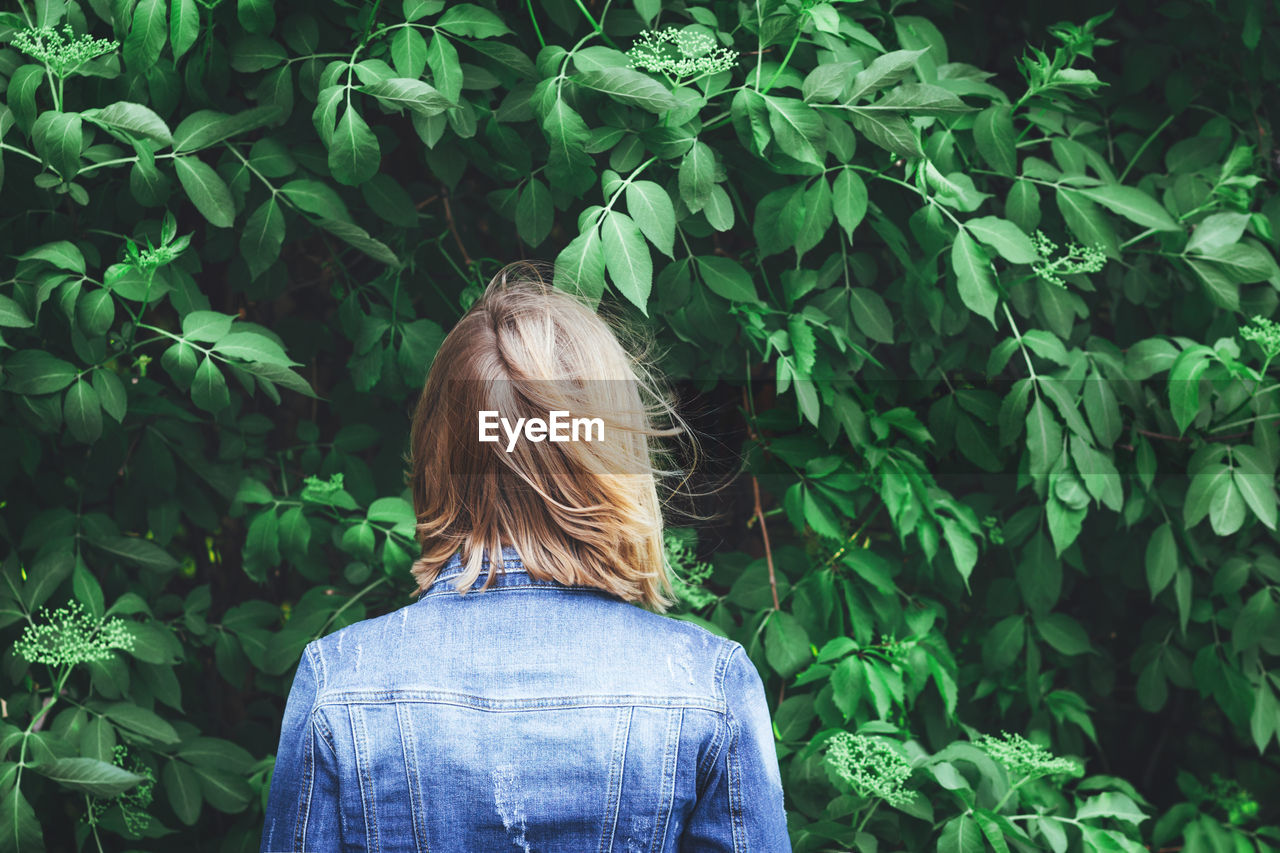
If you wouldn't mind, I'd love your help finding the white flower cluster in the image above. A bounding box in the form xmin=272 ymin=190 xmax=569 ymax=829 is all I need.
xmin=627 ymin=27 xmax=738 ymax=81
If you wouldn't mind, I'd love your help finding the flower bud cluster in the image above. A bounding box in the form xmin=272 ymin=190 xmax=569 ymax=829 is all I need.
xmin=14 ymin=601 xmax=134 ymax=667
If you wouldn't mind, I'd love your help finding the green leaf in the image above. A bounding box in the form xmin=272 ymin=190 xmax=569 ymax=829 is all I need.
xmin=330 ymin=107 xmax=381 ymax=186
xmin=76 ymin=289 xmax=114 ymax=337
xmin=869 ymin=83 xmax=971 ymax=115
xmin=927 ymin=164 xmax=991 ymax=212
xmin=553 ymin=224 xmax=606 ymax=301
xmin=164 ymin=760 xmax=202 ymax=825
xmin=78 ymin=717 xmax=115 ymax=763
xmin=941 ymin=517 xmax=977 ymax=589
xmin=831 ymin=168 xmax=868 ymax=240
xmin=1024 ymin=397 xmax=1061 ymax=479
xmin=830 ymin=656 xmax=864 ymax=719
xmin=1078 ymin=185 xmax=1179 ymax=232
xmin=600 ymin=210 xmax=651 ymax=314
xmin=64 ymin=379 xmax=102 ymax=443
xmin=973 ymin=810 xmax=1012 ymax=853
xmin=1144 ymin=522 xmax=1177 ymax=600
xmin=848 ymin=110 xmax=921 ymax=157
xmin=1233 ymin=588 xmax=1276 ymax=654
xmin=764 ymin=611 xmax=812 ymax=678
xmin=1056 ymin=188 xmax=1119 ymax=259
xmin=625 ymin=180 xmax=675 ymax=258
xmin=316 ymin=218 xmax=402 ymax=267
xmin=92 ymin=369 xmax=127 ymax=423
xmin=765 ymin=96 xmax=826 ymax=167
xmin=171 ymin=0 xmax=199 ymax=60
xmin=515 ymin=178 xmax=553 ymax=247
xmin=191 ymin=355 xmax=230 ymax=413
xmin=678 ymin=141 xmax=715 ymax=214
xmin=243 ymin=507 xmax=280 ymax=581
xmin=16 ymin=240 xmax=85 ymax=273
xmin=951 ymin=229 xmax=998 ymax=326
xmin=229 ymin=34 xmax=287 ymax=72
xmin=1233 ymin=445 xmax=1278 ymax=531
xmin=848 ymin=287 xmax=893 ymax=343
xmin=31 ymin=757 xmax=144 ymax=798
xmin=1082 ymin=366 xmax=1121 ymax=448
xmin=802 ymin=62 xmax=858 ymax=103
xmin=360 ymin=78 xmax=453 ymax=116
xmin=974 ymin=105 xmax=1016 ymax=175
xmin=33 ymin=110 xmax=82 ymax=180
xmin=177 ymin=737 xmax=256 ymax=772
xmin=173 ymin=106 xmax=281 ymax=153
xmin=426 ymin=32 xmax=462 ymax=103
xmin=696 ymin=255 xmax=758 ymax=303
xmin=576 ymin=67 xmax=678 ymax=113
xmin=1184 ymin=463 xmax=1230 ymax=528
xmin=181 ymin=311 xmax=235 ymax=343
xmin=174 ymin=156 xmax=235 ymax=227
xmin=241 ymin=197 xmax=286 ymax=280
xmin=1186 ymin=211 xmax=1250 ymax=254
xmin=104 ymin=702 xmax=180 ymax=743
xmin=237 ymin=0 xmax=274 ymax=34
xmin=1251 ymin=680 xmax=1278 ymax=754
xmin=213 ymin=331 xmax=297 ymax=366
xmin=279 ymin=505 xmax=312 ymax=561
xmin=1075 ymin=792 xmax=1148 ymax=825
xmin=94 ymin=536 xmax=180 ymax=572
xmin=81 ymin=101 xmax=173 ymax=147
xmin=3 ymin=350 xmax=77 ymax=395
xmin=1035 ymin=612 xmax=1092 ymax=656
xmin=391 ymin=27 xmax=429 ymax=79
xmin=1185 ymin=259 xmax=1241 ymax=311
xmin=1168 ymin=346 xmax=1213 ymax=434
xmin=965 ymin=216 xmax=1038 ymax=263
xmin=123 ymin=0 xmax=168 ymax=70
xmin=847 ymin=48 xmax=928 ymax=101
xmin=435 ymin=3 xmax=512 ymax=37
xmin=1208 ymin=475 xmax=1246 ymax=536
xmin=0 ymin=782 xmax=44 ymax=853
xmin=938 ymin=814 xmax=985 ymax=853
xmin=362 ymin=173 xmax=418 ymax=227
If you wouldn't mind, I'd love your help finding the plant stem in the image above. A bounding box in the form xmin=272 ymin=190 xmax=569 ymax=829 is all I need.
xmin=1119 ymin=113 xmax=1175 ymax=183
xmin=761 ymin=26 xmax=803 ymax=94
xmin=525 ymin=0 xmax=546 ymax=49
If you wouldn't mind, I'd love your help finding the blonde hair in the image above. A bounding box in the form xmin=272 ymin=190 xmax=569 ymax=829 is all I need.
xmin=406 ymin=262 xmax=686 ymax=611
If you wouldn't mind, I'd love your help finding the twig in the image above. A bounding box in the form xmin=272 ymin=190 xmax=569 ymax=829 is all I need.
xmin=1136 ymin=427 xmax=1249 ymax=443
xmin=752 ymin=475 xmax=780 ymax=611
xmin=439 ymin=189 xmax=473 ymax=267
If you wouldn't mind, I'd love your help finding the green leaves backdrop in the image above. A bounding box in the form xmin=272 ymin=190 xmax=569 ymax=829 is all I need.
xmin=0 ymin=0 xmax=1278 ymax=850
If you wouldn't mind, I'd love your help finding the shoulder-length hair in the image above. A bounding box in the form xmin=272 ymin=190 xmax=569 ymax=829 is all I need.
xmin=406 ymin=262 xmax=686 ymax=611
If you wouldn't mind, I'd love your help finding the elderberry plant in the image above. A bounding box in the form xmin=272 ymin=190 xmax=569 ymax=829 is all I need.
xmin=13 ymin=601 xmax=134 ymax=667
xmin=1031 ymin=230 xmax=1106 ymax=287
xmin=627 ymin=27 xmax=738 ymax=85
xmin=11 ymin=24 xmax=117 ymax=79
xmin=977 ymin=731 xmax=1082 ymax=781
xmin=824 ymin=733 xmax=916 ymax=807
xmin=1239 ymin=315 xmax=1280 ymax=362
xmin=86 ymin=745 xmax=156 ymax=835
xmin=664 ymin=530 xmax=717 ymax=609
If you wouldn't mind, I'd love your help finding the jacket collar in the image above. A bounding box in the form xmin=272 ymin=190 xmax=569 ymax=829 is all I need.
xmin=419 ymin=545 xmax=617 ymax=599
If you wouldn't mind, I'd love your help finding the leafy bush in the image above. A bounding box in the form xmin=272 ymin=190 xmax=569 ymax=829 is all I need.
xmin=0 ymin=0 xmax=1277 ymax=850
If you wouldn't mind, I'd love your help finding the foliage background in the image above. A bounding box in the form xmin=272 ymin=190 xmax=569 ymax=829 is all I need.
xmin=0 ymin=0 xmax=1278 ymax=849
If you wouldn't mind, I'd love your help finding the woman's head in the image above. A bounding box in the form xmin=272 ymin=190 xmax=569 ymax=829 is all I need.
xmin=407 ymin=262 xmax=684 ymax=610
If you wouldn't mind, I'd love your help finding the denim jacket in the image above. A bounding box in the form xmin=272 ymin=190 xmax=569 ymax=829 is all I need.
xmin=260 ymin=547 xmax=791 ymax=852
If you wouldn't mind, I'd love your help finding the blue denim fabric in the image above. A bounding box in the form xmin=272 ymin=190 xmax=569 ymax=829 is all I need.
xmin=260 ymin=546 xmax=791 ymax=852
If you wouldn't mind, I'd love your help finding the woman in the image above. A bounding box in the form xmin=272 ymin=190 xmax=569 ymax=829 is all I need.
xmin=260 ymin=264 xmax=790 ymax=852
